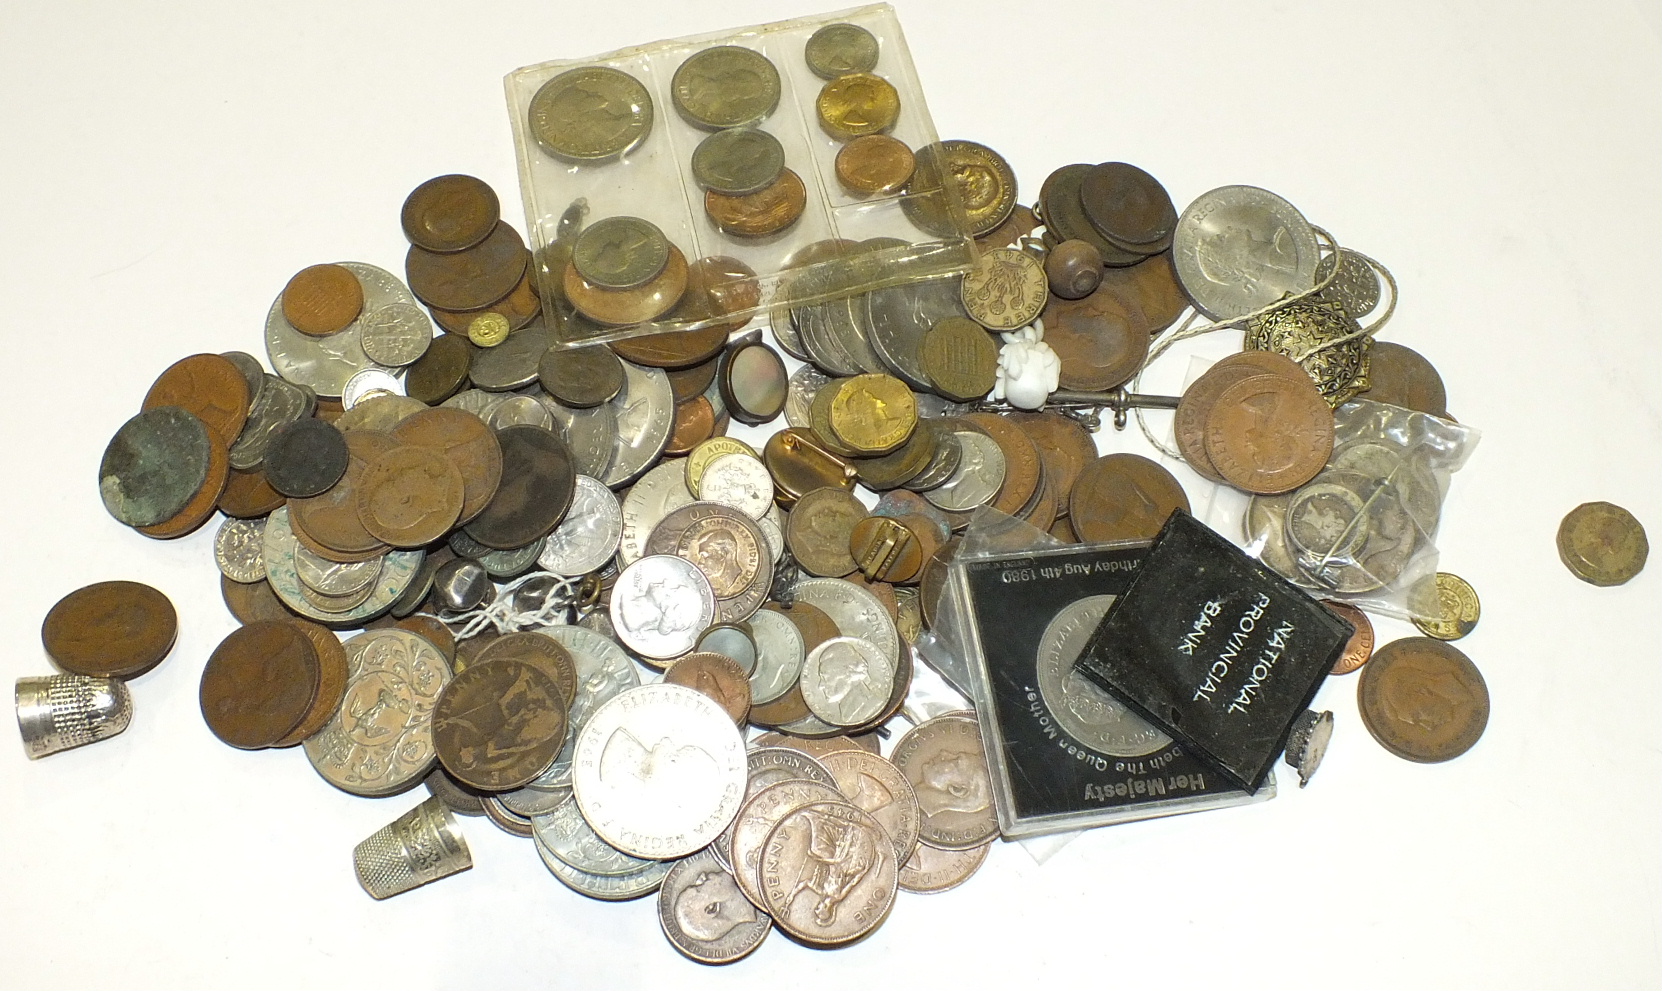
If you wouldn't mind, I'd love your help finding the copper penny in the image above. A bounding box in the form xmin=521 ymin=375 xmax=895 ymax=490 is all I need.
xmin=1358 ymin=637 xmax=1488 ymax=763
xmin=1175 ymin=351 xmax=1312 ymax=482
xmin=671 ymin=255 xmax=762 ymax=335
xmin=975 ymin=204 xmax=1038 ymax=251
xmin=786 ymin=487 xmax=866 ymax=577
xmin=835 ymin=134 xmax=915 ymax=195
xmin=1042 ymin=285 xmax=1152 ymax=391
xmin=1203 ymin=372 xmax=1334 ymax=494
xmin=355 ymin=445 xmax=466 ymax=548
xmin=136 ymin=424 xmax=230 ymax=539
xmin=1049 ymin=516 xmax=1079 ymax=544
xmin=1099 ymin=251 xmax=1189 ymax=334
xmin=666 ymin=354 xmax=721 ymax=402
xmin=392 ymin=407 xmax=504 ymax=525
xmin=462 ymin=425 xmax=576 ymax=550
xmin=273 ymin=620 xmax=351 ymax=747
xmin=452 ymin=629 xmax=501 ymax=675
xmin=1069 ymin=453 xmax=1190 ymax=543
xmin=473 ymin=631 xmax=578 ymax=709
xmin=401 ymin=174 xmax=500 ymax=254
xmin=429 ymin=269 xmax=541 ymax=335
xmin=395 ymin=615 xmax=457 ymax=667
xmin=1357 ymin=341 xmax=1449 ymax=417
xmin=538 ymin=345 xmax=625 ymax=409
xmin=853 ymin=417 xmax=940 ymax=491
xmin=961 ymin=412 xmax=1041 ymax=517
xmin=665 ymin=651 xmax=753 ymax=725
xmin=704 ymin=168 xmax=807 ymax=238
xmin=313 ymin=397 xmax=346 ymax=424
xmin=289 ymin=429 xmax=398 ymax=555
xmin=198 ymin=621 xmax=321 ymax=750
xmin=288 ymin=506 xmax=384 ymax=564
xmin=665 ymin=396 xmax=716 ymax=456
xmin=763 ymin=600 xmax=840 ymax=656
xmin=405 ymin=221 xmax=529 ymax=312
xmin=565 ymin=243 xmax=688 ymax=327
xmin=748 ymin=682 xmax=813 ymax=728
xmin=141 ymin=353 xmax=251 ymax=446
xmin=1325 ymin=601 xmax=1375 ymax=676
xmin=433 ymin=657 xmax=568 ymax=791
xmin=42 ymin=581 xmax=177 ymax=679
xmin=609 ymin=326 xmax=727 ymax=370
xmin=281 ymin=263 xmax=364 ymax=337
xmin=848 ymin=515 xmax=924 ymax=584
xmin=219 ymin=467 xmax=286 ymax=518
xmin=263 ymin=418 xmax=350 ymax=499
xmin=221 ymin=575 xmax=297 ymax=625
xmin=1007 ymin=411 xmax=1097 ymax=513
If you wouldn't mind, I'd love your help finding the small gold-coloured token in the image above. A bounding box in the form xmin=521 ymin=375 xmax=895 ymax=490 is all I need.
xmin=1411 ymin=572 xmax=1481 ymax=640
xmin=804 ymin=22 xmax=880 ymax=79
xmin=282 ymin=264 xmax=364 ymax=337
xmin=528 ymin=65 xmax=654 ymax=162
xmin=672 ymin=45 xmax=782 ymax=130
xmin=961 ymin=247 xmax=1047 ymax=331
xmin=1557 ymin=501 xmax=1648 ymax=586
xmin=921 ymin=317 xmax=999 ymax=401
xmin=828 ymin=374 xmax=916 ymax=455
xmin=835 ymin=134 xmax=915 ymax=195
xmin=687 ymin=436 xmax=759 ymax=494
xmin=816 ymin=72 xmax=900 ymax=139
xmin=704 ymin=169 xmax=807 ymax=239
xmin=467 ymin=312 xmax=511 ymax=347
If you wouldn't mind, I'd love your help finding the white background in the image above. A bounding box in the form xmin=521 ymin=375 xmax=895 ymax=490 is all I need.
xmin=1 ymin=1 xmax=1657 ymax=988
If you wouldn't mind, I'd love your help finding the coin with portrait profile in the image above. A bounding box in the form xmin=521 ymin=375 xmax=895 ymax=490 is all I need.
xmin=528 ymin=65 xmax=653 ymax=162
xmin=691 ymin=126 xmax=785 ymax=196
xmin=658 ymin=849 xmax=771 ymax=963
xmin=672 ymin=46 xmax=781 ymax=130
xmin=835 ymin=134 xmax=914 ymax=195
xmin=1358 ymin=637 xmax=1488 ymax=763
xmin=890 ymin=712 xmax=997 ymax=850
xmin=609 ymin=555 xmax=716 ymax=661
xmin=800 ymin=636 xmax=894 ymax=728
xmin=816 ymin=71 xmax=899 ymax=139
xmin=804 ymin=22 xmax=879 ymax=79
xmin=1557 ymin=501 xmax=1648 ymax=586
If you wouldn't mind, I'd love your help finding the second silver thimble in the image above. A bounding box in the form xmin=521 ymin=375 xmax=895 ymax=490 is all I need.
xmin=16 ymin=675 xmax=133 ymax=759
xmin=353 ymin=795 xmax=473 ymax=899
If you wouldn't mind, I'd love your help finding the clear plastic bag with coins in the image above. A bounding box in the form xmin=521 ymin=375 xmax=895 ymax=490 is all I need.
xmin=502 ymin=4 xmax=976 ymax=351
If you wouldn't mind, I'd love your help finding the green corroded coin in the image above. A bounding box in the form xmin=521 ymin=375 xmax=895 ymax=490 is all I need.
xmin=671 ymin=46 xmax=781 ymax=130
xmin=690 ymin=126 xmax=785 ymax=196
xmin=99 ymin=406 xmax=212 ymax=527
xmin=572 ymin=217 xmax=670 ymax=290
xmin=528 ymin=66 xmax=653 ymax=162
xmin=804 ymin=23 xmax=880 ymax=80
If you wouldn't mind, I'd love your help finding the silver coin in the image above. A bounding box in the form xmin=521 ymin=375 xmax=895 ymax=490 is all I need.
xmin=262 ymin=507 xmax=422 ymax=625
xmin=757 ymin=507 xmax=785 ymax=564
xmin=358 ymin=300 xmax=433 ymax=367
xmin=294 ymin=543 xmax=384 ymax=597
xmin=1314 ymin=248 xmax=1381 ymax=319
xmin=487 ymin=394 xmax=554 ymax=431
xmin=449 ymin=529 xmax=544 ymax=578
xmin=265 ymin=261 xmax=411 ymax=399
xmin=539 ymin=475 xmax=623 ymax=577
xmin=746 ymin=608 xmax=805 ymax=705
xmin=495 ymin=777 xmax=572 ymax=818
xmin=601 ymin=360 xmax=674 ymax=488
xmin=228 ymin=374 xmax=314 ymax=471
xmin=773 ymin=303 xmax=811 ymax=362
xmin=341 ymin=367 xmax=404 ymax=409
xmin=213 ymin=517 xmax=267 ymax=583
xmin=1244 ymin=491 xmax=1318 ymax=590
xmin=301 ymin=580 xmax=378 ymax=615
xmin=533 ymin=794 xmax=659 ymax=877
xmin=470 ymin=321 xmax=552 ymax=392
xmin=924 ymin=431 xmax=1005 ymax=511
xmin=219 ymin=351 xmax=267 ymax=404
xmin=903 ymin=429 xmax=963 ymax=493
xmin=800 ymin=636 xmax=895 ymax=727
xmin=791 ymin=578 xmax=900 ymax=670
xmin=1285 ymin=477 xmax=1372 ymax=561
xmin=784 ymin=364 xmax=830 ymax=430
xmin=441 ymin=388 xmax=508 ymax=421
xmin=542 ymin=397 xmax=616 ymax=479
xmin=696 ymin=452 xmax=774 ymax=520
xmin=696 ymin=624 xmax=757 ymax=676
xmin=304 ymin=630 xmax=449 ymax=796
xmin=1172 ymin=185 xmax=1320 ymax=321
xmin=866 ymin=276 xmax=968 ymax=390
xmin=1036 ymin=595 xmax=1172 ymax=757
xmin=609 ymin=555 xmax=716 ymax=660
xmin=535 ymin=835 xmax=671 ymax=901
xmin=1328 ymin=439 xmax=1442 ymax=531
xmin=572 ymin=683 xmax=748 ymax=859
xmin=658 ymin=848 xmax=772 ymax=963
xmin=618 ymin=460 xmax=695 ymax=567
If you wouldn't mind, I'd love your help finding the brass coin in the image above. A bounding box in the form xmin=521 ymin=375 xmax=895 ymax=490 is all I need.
xmin=1325 ymin=601 xmax=1375 ymax=676
xmin=804 ymin=22 xmax=880 ymax=79
xmin=273 ymin=620 xmax=351 ymax=747
xmin=691 ymin=126 xmax=785 ymax=196
xmin=134 ymin=422 xmax=230 ymax=540
xmin=141 ymin=352 xmax=251 ymax=449
xmin=528 ymin=65 xmax=653 ymax=162
xmin=199 ymin=621 xmax=321 ymax=750
xmin=764 ymin=428 xmax=857 ymax=506
xmin=42 ymin=581 xmax=178 ymax=680
xmin=664 ymin=652 xmax=752 ymax=725
xmin=1357 ymin=341 xmax=1449 ymax=417
xmin=1078 ymin=162 xmax=1178 ymax=252
xmin=961 ymin=247 xmax=1047 ymax=331
xmin=1007 ymin=411 xmax=1097 ymax=513
xmin=392 ymin=407 xmax=505 ymax=526
xmin=672 ymin=46 xmax=781 ymax=130
xmin=462 ymin=424 xmax=576 ymax=550
xmin=816 ymin=71 xmax=900 ymax=139
xmin=807 ymin=383 xmax=860 ymax=457
xmin=430 ymin=270 xmax=542 ymax=335
xmin=433 ymin=658 xmax=568 ymax=792
xmin=921 ymin=316 xmax=998 ymax=401
xmin=221 ymin=575 xmax=297 ymax=625
xmin=572 ymin=216 xmax=670 ymax=290
xmin=565 ymin=243 xmax=688 ymax=326
xmin=219 ymin=466 xmax=286 ymax=519
xmin=1046 ymin=239 xmax=1104 ymax=300
xmin=474 ymin=631 xmax=579 ymax=709
xmin=835 ymin=134 xmax=914 ymax=195
xmin=1202 ymin=372 xmax=1334 ymax=494
xmin=1069 ymin=453 xmax=1190 ymax=542
xmin=854 ymin=417 xmax=940 ymax=491
xmin=829 ymin=374 xmax=916 ymax=455
xmin=401 ymin=174 xmax=500 ymax=254
xmin=1100 ymin=251 xmax=1189 ymax=335
xmin=849 ymin=515 xmax=924 ymax=584
xmin=1557 ymin=501 xmax=1648 ymax=586
xmin=903 ymin=140 xmax=1017 ymax=239
xmin=704 ymin=168 xmax=807 ymax=239
xmin=687 ymin=436 xmax=760 ymax=494
xmin=787 ymin=487 xmax=867 ymax=577
xmin=355 ymin=445 xmax=465 ymax=548
xmin=665 ymin=396 xmax=716 ymax=456
xmin=405 ymin=222 xmax=529 ymax=312
xmin=405 ymin=332 xmax=474 ymax=404
xmin=467 ymin=312 xmax=511 ymax=347
xmin=539 ymin=344 xmax=624 ymax=408
xmin=1411 ymin=573 xmax=1482 ymax=641
xmin=1358 ymin=637 xmax=1488 ymax=763
xmin=289 ymin=429 xmax=398 ymax=555
xmin=281 ymin=263 xmax=364 ymax=337
xmin=1042 ymin=284 xmax=1153 ymax=392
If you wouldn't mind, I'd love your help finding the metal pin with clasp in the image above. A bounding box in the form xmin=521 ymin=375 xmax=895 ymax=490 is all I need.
xmin=979 ymin=387 xmax=1181 ymax=431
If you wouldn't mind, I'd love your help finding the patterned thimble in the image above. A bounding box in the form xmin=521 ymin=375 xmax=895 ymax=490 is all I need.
xmin=353 ymin=795 xmax=473 ymax=899
xmin=16 ymin=675 xmax=133 ymax=759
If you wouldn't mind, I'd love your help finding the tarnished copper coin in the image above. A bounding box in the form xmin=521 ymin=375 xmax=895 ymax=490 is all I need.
xmin=392 ymin=407 xmax=504 ymax=525
xmin=281 ymin=264 xmax=364 ymax=337
xmin=219 ymin=467 xmax=286 ymax=519
xmin=835 ymin=134 xmax=915 ymax=195
xmin=849 ymin=515 xmax=924 ymax=584
xmin=142 ymin=352 xmax=251 ymax=447
xmin=433 ymin=658 xmax=568 ymax=792
xmin=43 ymin=581 xmax=178 ymax=680
xmin=1358 ymin=637 xmax=1488 ymax=763
xmin=705 ymin=168 xmax=807 ymax=238
xmin=199 ymin=621 xmax=321 ymax=750
xmin=1100 ymin=251 xmax=1189 ymax=334
xmin=395 ymin=615 xmax=457 ymax=667
xmin=1069 ymin=453 xmax=1189 ymax=543
xmin=262 ymin=417 xmax=350 ymax=499
xmin=470 ymin=633 xmax=578 ymax=711
xmin=665 ymin=396 xmax=717 ymax=456
xmin=539 ymin=344 xmax=625 ymax=408
xmin=786 ymin=487 xmax=866 ymax=577
xmin=1325 ymin=601 xmax=1375 ymax=675
xmin=405 ymin=333 xmax=475 ymax=405
xmin=405 ymin=222 xmax=529 ymax=312
xmin=976 ymin=204 xmax=1038 ymax=250
xmin=288 ymin=429 xmax=397 ymax=556
xmin=136 ymin=423 xmax=230 ymax=539
xmin=273 ymin=620 xmax=351 ymax=747
xmin=401 ymin=174 xmax=500 ymax=254
xmin=1078 ymin=162 xmax=1178 ymax=252
xmin=565 ymin=244 xmax=689 ymax=327
xmin=221 ymin=575 xmax=296 ymax=625
xmin=1558 ymin=501 xmax=1649 ymax=586
xmin=1203 ymin=372 xmax=1333 ymax=494
xmin=1358 ymin=341 xmax=1449 ymax=418
xmin=667 ymin=354 xmax=722 ymax=402
xmin=463 ymin=425 xmax=576 ymax=550
xmin=1043 ymin=285 xmax=1152 ymax=392
xmin=430 ymin=270 xmax=542 ymax=336
xmin=1007 ymin=412 xmax=1097 ymax=514
xmin=1174 ymin=350 xmax=1310 ymax=482
xmin=355 ymin=445 xmax=465 ymax=548
xmin=665 ymin=651 xmax=753 ymax=725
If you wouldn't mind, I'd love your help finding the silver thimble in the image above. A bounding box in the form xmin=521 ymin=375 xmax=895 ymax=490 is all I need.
xmin=16 ymin=675 xmax=133 ymax=759
xmin=354 ymin=795 xmax=473 ymax=899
